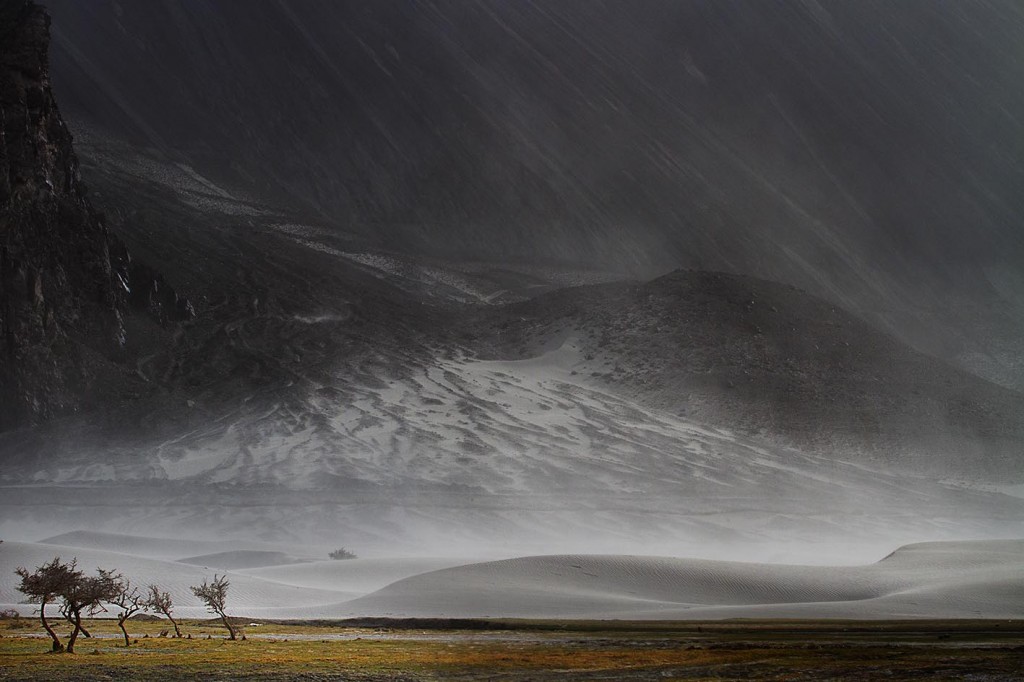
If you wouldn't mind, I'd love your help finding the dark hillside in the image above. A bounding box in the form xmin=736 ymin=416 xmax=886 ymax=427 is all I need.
xmin=471 ymin=270 xmax=1024 ymax=479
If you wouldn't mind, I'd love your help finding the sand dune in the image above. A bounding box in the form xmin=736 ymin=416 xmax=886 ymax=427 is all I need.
xmin=177 ymin=551 xmax=314 ymax=570
xmin=332 ymin=539 xmax=1024 ymax=620
xmin=3 ymin=539 xmax=1021 ymax=621
xmin=37 ymin=531 xmax=269 ymax=561
xmin=238 ymin=557 xmax=473 ymax=594
xmin=0 ymin=541 xmax=355 ymax=618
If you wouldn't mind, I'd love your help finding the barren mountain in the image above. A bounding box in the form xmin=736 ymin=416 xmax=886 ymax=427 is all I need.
xmin=468 ymin=270 xmax=1024 ymax=479
xmin=42 ymin=0 xmax=1024 ymax=390
xmin=0 ymin=2 xmax=1021 ymax=555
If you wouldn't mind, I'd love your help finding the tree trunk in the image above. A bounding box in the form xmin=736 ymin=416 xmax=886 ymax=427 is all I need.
xmin=118 ymin=615 xmax=130 ymax=646
xmin=63 ymin=612 xmax=91 ymax=638
xmin=39 ymin=598 xmax=63 ymax=653
xmin=66 ymin=610 xmax=82 ymax=654
xmin=168 ymin=614 xmax=182 ymax=638
xmin=219 ymin=611 xmax=236 ymax=640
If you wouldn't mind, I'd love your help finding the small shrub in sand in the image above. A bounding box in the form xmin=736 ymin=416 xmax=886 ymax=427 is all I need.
xmin=329 ymin=547 xmax=357 ymax=560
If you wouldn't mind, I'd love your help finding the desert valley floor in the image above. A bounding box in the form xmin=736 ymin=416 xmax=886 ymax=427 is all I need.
xmin=2 ymin=534 xmax=1023 ymax=621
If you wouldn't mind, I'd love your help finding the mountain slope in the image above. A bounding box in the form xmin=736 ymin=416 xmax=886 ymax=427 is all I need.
xmin=26 ymin=122 xmax=1021 ymax=487
xmin=1 ymin=115 xmax=1020 ymax=547
xmin=0 ymin=2 xmax=1021 ymax=555
xmin=2 ymin=256 xmax=1022 ymax=552
xmin=468 ymin=270 xmax=1024 ymax=479
xmin=42 ymin=0 xmax=1024 ymax=390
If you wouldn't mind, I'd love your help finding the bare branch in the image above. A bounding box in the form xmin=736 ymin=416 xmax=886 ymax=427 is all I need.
xmin=145 ymin=584 xmax=181 ymax=637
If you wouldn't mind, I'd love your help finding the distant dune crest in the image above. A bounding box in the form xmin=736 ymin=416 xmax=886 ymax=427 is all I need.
xmin=3 ymin=537 xmax=1022 ymax=621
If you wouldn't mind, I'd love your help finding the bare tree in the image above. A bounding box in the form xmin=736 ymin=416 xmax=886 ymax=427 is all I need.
xmin=110 ymin=579 xmax=144 ymax=646
xmin=14 ymin=557 xmax=81 ymax=652
xmin=58 ymin=568 xmax=122 ymax=653
xmin=191 ymin=574 xmax=236 ymax=640
xmin=145 ymin=584 xmax=181 ymax=637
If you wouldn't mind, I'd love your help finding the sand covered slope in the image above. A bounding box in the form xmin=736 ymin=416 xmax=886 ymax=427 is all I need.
xmin=1 ymin=540 xmax=465 ymax=617
xmin=2 ymin=539 xmax=1021 ymax=620
xmin=238 ymin=557 xmax=474 ymax=595
xmin=177 ymin=551 xmax=315 ymax=570
xmin=37 ymin=531 xmax=262 ymax=560
xmin=0 ymin=541 xmax=355 ymax=618
xmin=334 ymin=540 xmax=1024 ymax=620
xmin=7 ymin=335 xmax=1021 ymax=557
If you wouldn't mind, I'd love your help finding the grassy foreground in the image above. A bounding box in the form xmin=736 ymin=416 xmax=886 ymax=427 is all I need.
xmin=2 ymin=617 xmax=1022 ymax=680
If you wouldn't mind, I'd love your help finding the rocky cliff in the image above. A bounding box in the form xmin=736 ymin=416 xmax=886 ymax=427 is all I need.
xmin=0 ymin=1 xmax=190 ymax=430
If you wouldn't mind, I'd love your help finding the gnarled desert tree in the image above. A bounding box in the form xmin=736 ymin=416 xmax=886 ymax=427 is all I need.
xmin=15 ymin=556 xmax=81 ymax=652
xmin=58 ymin=568 xmax=122 ymax=653
xmin=191 ymin=574 xmax=236 ymax=640
xmin=145 ymin=584 xmax=181 ymax=637
xmin=111 ymin=579 xmax=145 ymax=646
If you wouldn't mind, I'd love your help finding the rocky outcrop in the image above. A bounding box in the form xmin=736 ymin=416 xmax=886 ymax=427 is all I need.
xmin=0 ymin=1 xmax=190 ymax=430
xmin=110 ymin=242 xmax=195 ymax=326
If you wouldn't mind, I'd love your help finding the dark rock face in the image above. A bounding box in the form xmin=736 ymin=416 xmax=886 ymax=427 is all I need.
xmin=110 ymin=242 xmax=195 ymax=326
xmin=0 ymin=0 xmax=121 ymax=428
xmin=0 ymin=1 xmax=190 ymax=430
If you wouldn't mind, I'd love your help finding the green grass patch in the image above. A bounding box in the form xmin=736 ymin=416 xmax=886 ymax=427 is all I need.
xmin=2 ymin=618 xmax=1023 ymax=681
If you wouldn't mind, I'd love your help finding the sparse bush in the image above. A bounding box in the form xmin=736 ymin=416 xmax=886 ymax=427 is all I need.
xmin=328 ymin=547 xmax=357 ymax=560
xmin=129 ymin=613 xmax=161 ymax=622
xmin=0 ymin=609 xmax=27 ymax=630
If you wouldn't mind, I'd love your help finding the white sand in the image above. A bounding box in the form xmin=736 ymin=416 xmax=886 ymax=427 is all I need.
xmin=332 ymin=539 xmax=1024 ymax=620
xmin=238 ymin=557 xmax=473 ymax=594
xmin=177 ymin=551 xmax=315 ymax=570
xmin=37 ymin=531 xmax=267 ymax=561
xmin=3 ymin=538 xmax=1021 ymax=620
xmin=0 ymin=541 xmax=355 ymax=618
